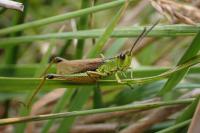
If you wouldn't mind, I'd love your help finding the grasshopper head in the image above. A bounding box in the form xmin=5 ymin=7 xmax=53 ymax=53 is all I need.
xmin=53 ymin=57 xmax=64 ymax=63
xmin=118 ymin=51 xmax=132 ymax=69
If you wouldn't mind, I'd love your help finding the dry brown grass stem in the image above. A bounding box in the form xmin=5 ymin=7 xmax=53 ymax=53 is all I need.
xmin=119 ymin=89 xmax=200 ymax=133
xmin=78 ymin=98 xmax=159 ymax=124
xmin=70 ymin=123 xmax=118 ymax=133
xmin=150 ymin=0 xmax=200 ymax=25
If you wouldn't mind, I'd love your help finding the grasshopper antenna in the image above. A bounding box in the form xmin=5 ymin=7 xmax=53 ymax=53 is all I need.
xmin=129 ymin=28 xmax=147 ymax=55
xmin=129 ymin=20 xmax=160 ymax=55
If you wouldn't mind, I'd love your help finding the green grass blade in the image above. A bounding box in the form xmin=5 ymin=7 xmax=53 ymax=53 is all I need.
xmin=57 ymin=87 xmax=92 ymax=133
xmin=1 ymin=65 xmax=200 ymax=78
xmin=41 ymin=89 xmax=75 ymax=133
xmin=87 ymin=1 xmax=129 ymax=58
xmin=115 ymin=81 xmax=163 ymax=105
xmin=15 ymin=39 xmax=55 ymax=133
xmin=155 ymin=119 xmax=191 ymax=133
xmin=0 ymin=99 xmax=193 ymax=125
xmin=75 ymin=0 xmax=90 ymax=59
xmin=0 ymin=0 xmax=132 ymax=35
xmin=57 ymin=2 xmax=129 ymax=132
xmin=58 ymin=39 xmax=72 ymax=57
xmin=159 ymin=30 xmax=200 ymax=96
xmin=101 ymin=54 xmax=200 ymax=84
xmin=93 ymin=85 xmax=103 ymax=109
xmin=4 ymin=0 xmax=28 ymax=64
xmin=172 ymin=96 xmax=200 ymax=133
xmin=0 ymin=54 xmax=200 ymax=92
xmin=34 ymin=45 xmax=54 ymax=77
xmin=105 ymin=38 xmax=126 ymax=57
xmin=176 ymin=97 xmax=200 ymax=123
xmin=1 ymin=24 xmax=199 ymax=48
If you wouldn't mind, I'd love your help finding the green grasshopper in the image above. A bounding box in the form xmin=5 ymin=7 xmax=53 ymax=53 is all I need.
xmin=27 ymin=21 xmax=159 ymax=107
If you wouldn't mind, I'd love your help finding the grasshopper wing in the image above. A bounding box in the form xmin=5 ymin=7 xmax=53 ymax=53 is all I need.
xmin=55 ymin=57 xmax=105 ymax=75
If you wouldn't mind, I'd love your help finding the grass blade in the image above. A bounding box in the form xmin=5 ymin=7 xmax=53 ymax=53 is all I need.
xmin=56 ymin=87 xmax=92 ymax=133
xmin=41 ymin=89 xmax=75 ymax=133
xmin=1 ymin=24 xmax=199 ymax=48
xmin=4 ymin=0 xmax=28 ymax=64
xmin=0 ymin=99 xmax=193 ymax=125
xmin=57 ymin=2 xmax=129 ymax=132
xmin=0 ymin=24 xmax=199 ymax=48
xmin=87 ymin=1 xmax=129 ymax=58
xmin=15 ymin=35 xmax=56 ymax=133
xmin=155 ymin=119 xmax=191 ymax=133
xmin=172 ymin=96 xmax=200 ymax=133
xmin=0 ymin=0 xmax=132 ymax=35
xmin=0 ymin=54 xmax=200 ymax=92
xmin=158 ymin=30 xmax=200 ymax=96
xmin=1 ymin=65 xmax=200 ymax=78
xmin=75 ymin=0 xmax=90 ymax=59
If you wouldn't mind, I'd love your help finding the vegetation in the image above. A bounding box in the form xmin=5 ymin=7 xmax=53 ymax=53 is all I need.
xmin=0 ymin=0 xmax=200 ymax=133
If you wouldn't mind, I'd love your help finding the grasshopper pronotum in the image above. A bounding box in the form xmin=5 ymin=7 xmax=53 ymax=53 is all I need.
xmin=27 ymin=21 xmax=159 ymax=107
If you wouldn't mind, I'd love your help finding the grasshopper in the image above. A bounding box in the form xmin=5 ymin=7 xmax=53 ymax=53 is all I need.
xmin=27 ymin=21 xmax=159 ymax=107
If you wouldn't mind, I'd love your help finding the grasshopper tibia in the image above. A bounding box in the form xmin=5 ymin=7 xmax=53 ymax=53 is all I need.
xmin=26 ymin=76 xmax=47 ymax=108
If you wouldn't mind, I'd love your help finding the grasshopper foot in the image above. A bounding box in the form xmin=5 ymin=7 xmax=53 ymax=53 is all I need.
xmin=115 ymin=73 xmax=126 ymax=84
xmin=117 ymin=78 xmax=124 ymax=83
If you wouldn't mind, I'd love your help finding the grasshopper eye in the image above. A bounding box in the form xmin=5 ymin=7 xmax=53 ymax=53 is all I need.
xmin=119 ymin=53 xmax=125 ymax=60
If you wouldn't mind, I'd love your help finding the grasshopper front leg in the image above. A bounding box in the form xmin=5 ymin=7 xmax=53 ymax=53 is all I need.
xmin=115 ymin=72 xmax=124 ymax=83
xmin=115 ymin=72 xmax=134 ymax=89
xmin=87 ymin=70 xmax=127 ymax=84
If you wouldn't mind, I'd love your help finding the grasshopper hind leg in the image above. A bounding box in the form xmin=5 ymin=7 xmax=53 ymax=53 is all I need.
xmin=26 ymin=73 xmax=62 ymax=108
xmin=26 ymin=76 xmax=47 ymax=108
xmin=86 ymin=71 xmax=106 ymax=81
xmin=26 ymin=57 xmax=66 ymax=108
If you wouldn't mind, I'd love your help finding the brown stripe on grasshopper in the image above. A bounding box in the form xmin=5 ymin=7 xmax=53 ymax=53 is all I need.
xmin=46 ymin=73 xmax=100 ymax=83
xmin=55 ymin=57 xmax=105 ymax=75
